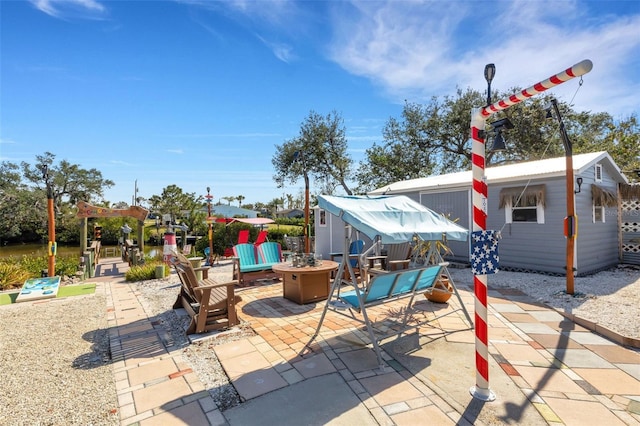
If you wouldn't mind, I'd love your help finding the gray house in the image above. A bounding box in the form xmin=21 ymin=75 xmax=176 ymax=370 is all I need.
xmin=366 ymin=151 xmax=628 ymax=276
xmin=275 ymin=208 xmax=304 ymax=219
xmin=211 ymin=205 xmax=259 ymax=218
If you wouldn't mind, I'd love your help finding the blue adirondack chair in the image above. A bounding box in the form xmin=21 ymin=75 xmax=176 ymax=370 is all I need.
xmin=348 ymin=240 xmax=365 ymax=268
xmin=257 ymin=242 xmax=282 ymax=264
xmin=232 ymin=243 xmax=281 ymax=285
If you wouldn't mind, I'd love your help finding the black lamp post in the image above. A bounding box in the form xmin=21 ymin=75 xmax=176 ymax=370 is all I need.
xmin=484 ymin=63 xmax=496 ymax=106
xmin=546 ymin=97 xmax=577 ymax=295
xmin=293 ymin=150 xmax=311 ymax=253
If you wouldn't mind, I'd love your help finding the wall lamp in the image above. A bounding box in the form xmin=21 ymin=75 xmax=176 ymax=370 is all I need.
xmin=575 ymin=177 xmax=583 ymax=194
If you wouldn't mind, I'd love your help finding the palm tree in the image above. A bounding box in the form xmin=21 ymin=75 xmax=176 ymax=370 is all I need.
xmin=237 ymin=195 xmax=245 ymax=207
xmin=222 ymin=196 xmax=235 ymax=206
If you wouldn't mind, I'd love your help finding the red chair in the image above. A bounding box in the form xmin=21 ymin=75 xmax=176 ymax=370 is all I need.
xmin=254 ymin=230 xmax=268 ymax=246
xmin=237 ymin=229 xmax=250 ymax=244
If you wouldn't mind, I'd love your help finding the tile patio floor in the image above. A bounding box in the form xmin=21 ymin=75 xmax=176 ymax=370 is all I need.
xmin=98 ymin=259 xmax=640 ymax=425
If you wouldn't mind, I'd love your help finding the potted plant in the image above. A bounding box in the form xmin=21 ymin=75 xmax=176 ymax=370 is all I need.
xmin=411 ymin=230 xmax=455 ymax=303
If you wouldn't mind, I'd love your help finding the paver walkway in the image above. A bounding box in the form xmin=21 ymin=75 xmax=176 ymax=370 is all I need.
xmin=97 ymin=258 xmax=640 ymax=425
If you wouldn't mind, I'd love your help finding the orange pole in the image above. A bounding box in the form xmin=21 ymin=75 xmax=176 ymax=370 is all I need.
xmin=47 ymin=197 xmax=56 ymax=277
xmin=565 ymin=154 xmax=576 ymax=294
xmin=304 ymin=173 xmax=310 ymax=253
xmin=206 ymin=188 xmax=214 ymax=265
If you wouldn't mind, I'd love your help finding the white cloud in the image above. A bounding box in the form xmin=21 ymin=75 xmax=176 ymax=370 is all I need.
xmin=257 ymin=36 xmax=296 ymax=63
xmin=110 ymin=159 xmax=133 ymax=166
xmin=30 ymin=0 xmax=107 ymax=19
xmin=328 ymin=0 xmax=640 ymax=117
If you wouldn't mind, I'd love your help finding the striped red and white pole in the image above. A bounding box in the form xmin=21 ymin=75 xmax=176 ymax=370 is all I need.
xmin=469 ymin=59 xmax=592 ymax=401
xmin=482 ymin=59 xmax=593 ymax=118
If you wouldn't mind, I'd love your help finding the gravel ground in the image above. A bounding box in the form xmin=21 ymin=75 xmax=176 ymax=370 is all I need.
xmin=0 ymin=261 xmax=637 ymax=425
xmin=446 ymin=263 xmax=640 ymax=339
xmin=0 ymin=294 xmax=118 ymax=426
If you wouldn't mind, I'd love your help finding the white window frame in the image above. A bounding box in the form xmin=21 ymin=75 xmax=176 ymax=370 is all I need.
xmin=593 ymin=204 xmax=605 ymax=223
xmin=504 ymin=199 xmax=545 ymax=224
xmin=319 ymin=209 xmax=327 ymax=227
xmin=594 ymin=163 xmax=603 ymax=182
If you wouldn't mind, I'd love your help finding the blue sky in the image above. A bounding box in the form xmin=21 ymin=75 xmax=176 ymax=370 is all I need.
xmin=1 ymin=0 xmax=639 ymax=207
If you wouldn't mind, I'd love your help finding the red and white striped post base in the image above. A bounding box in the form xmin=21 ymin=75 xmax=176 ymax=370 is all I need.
xmin=469 ymin=59 xmax=593 ymax=401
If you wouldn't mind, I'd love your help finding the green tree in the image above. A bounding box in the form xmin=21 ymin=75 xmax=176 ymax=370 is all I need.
xmin=272 ymin=110 xmax=354 ymax=195
xmin=0 ymin=161 xmax=38 ymax=241
xmin=237 ymin=195 xmax=245 ymax=207
xmin=222 ymin=196 xmax=235 ymax=206
xmin=20 ymin=152 xmax=115 ymax=214
xmin=15 ymin=152 xmax=114 ymax=243
xmin=570 ymin=113 xmax=639 ymax=182
xmin=356 ymin=88 xmax=630 ymax=193
xmin=147 ymin=185 xmax=201 ymax=226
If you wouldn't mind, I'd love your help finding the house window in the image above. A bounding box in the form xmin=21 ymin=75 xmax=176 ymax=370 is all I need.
xmin=591 ymin=184 xmax=617 ymax=223
xmin=504 ymin=198 xmax=545 ymax=223
xmin=593 ymin=204 xmax=605 ymax=223
xmin=499 ymin=184 xmax=546 ymax=224
xmin=319 ymin=209 xmax=327 ymax=227
xmin=594 ymin=163 xmax=603 ymax=182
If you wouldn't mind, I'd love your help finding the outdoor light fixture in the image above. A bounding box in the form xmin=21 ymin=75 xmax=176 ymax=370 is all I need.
xmin=575 ymin=177 xmax=583 ymax=194
xmin=484 ymin=63 xmax=496 ymax=106
xmin=491 ymin=131 xmax=507 ymax=152
xmin=293 ymin=150 xmax=311 ymax=253
xmin=487 ymin=117 xmax=514 ymax=151
xmin=545 ymin=108 xmax=553 ymax=119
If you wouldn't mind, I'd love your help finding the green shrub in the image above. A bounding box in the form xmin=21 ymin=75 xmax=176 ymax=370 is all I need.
xmin=0 ymin=263 xmax=31 ymax=290
xmin=0 ymin=254 xmax=81 ymax=290
xmin=125 ymin=261 xmax=167 ymax=282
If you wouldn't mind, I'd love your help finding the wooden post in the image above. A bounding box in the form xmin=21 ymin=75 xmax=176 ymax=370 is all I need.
xmin=47 ymin=197 xmax=55 ymax=277
xmin=80 ymin=217 xmax=87 ymax=255
xmin=137 ymin=219 xmax=145 ymax=255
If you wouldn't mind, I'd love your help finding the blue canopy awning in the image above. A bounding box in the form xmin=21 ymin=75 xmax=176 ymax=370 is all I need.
xmin=317 ymin=195 xmax=468 ymax=244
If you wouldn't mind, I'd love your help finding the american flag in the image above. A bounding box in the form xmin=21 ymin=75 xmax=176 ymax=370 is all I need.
xmin=471 ymin=230 xmax=500 ymax=275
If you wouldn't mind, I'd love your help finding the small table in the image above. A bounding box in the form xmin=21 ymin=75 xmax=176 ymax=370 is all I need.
xmin=366 ymin=255 xmax=387 ymax=270
xmin=272 ymin=260 xmax=339 ymax=304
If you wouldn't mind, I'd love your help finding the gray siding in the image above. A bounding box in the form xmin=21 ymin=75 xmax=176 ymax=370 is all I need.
xmin=575 ymin=165 xmax=620 ymax=274
xmin=363 ymin=154 xmax=625 ymax=276
xmin=420 ymin=190 xmax=470 ymax=262
xmin=416 ymin=172 xmax=620 ymax=275
xmin=490 ymin=177 xmax=567 ymax=275
xmin=314 ymin=208 xmax=375 ymax=259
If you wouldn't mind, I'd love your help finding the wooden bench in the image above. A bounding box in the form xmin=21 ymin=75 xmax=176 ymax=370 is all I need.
xmin=308 ymin=263 xmax=472 ymax=369
xmin=172 ymin=253 xmax=240 ymax=334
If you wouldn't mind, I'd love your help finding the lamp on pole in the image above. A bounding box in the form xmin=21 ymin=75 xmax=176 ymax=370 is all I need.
xmin=38 ymin=164 xmax=56 ymax=277
xmin=206 ymin=187 xmax=214 ymax=266
xmin=155 ymin=217 xmax=161 ymax=246
xmin=484 ymin=63 xmax=495 ymax=106
xmin=294 ymin=151 xmax=311 ymax=253
xmin=545 ymin=98 xmax=577 ymax=295
xmin=469 ymin=60 xmax=592 ymax=402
